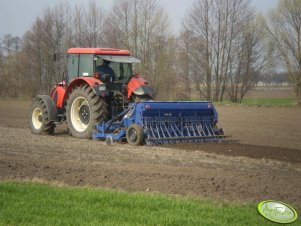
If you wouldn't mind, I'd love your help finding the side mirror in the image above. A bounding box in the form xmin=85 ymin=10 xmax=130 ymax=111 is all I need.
xmin=61 ymin=71 xmax=67 ymax=86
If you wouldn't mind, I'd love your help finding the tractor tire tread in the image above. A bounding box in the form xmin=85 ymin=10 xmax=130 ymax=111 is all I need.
xmin=29 ymin=97 xmax=55 ymax=135
xmin=66 ymin=85 xmax=108 ymax=139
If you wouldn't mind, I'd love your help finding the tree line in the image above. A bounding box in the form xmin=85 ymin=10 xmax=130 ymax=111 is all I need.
xmin=0 ymin=0 xmax=300 ymax=104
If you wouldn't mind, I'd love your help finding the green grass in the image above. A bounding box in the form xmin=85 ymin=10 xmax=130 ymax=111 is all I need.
xmin=214 ymin=97 xmax=297 ymax=107
xmin=242 ymin=97 xmax=297 ymax=107
xmin=1 ymin=182 xmax=300 ymax=226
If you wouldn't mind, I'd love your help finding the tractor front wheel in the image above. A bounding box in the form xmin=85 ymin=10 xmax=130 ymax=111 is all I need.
xmin=66 ymin=85 xmax=108 ymax=139
xmin=126 ymin=124 xmax=144 ymax=146
xmin=29 ymin=97 xmax=55 ymax=134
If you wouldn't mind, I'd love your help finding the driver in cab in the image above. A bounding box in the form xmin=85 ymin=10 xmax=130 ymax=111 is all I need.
xmin=96 ymin=60 xmax=116 ymax=83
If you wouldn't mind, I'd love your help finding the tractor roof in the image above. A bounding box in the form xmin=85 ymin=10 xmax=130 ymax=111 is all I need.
xmin=68 ymin=48 xmax=131 ymax=55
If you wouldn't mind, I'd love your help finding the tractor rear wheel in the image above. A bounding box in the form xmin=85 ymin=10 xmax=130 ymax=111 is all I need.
xmin=126 ymin=124 xmax=144 ymax=146
xmin=66 ymin=85 xmax=108 ymax=139
xmin=29 ymin=97 xmax=55 ymax=134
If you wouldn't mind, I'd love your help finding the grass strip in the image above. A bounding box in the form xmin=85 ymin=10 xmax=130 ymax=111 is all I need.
xmin=214 ymin=97 xmax=297 ymax=107
xmin=0 ymin=181 xmax=299 ymax=226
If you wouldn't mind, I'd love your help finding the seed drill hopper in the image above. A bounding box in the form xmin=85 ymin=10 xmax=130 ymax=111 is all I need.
xmin=93 ymin=101 xmax=223 ymax=145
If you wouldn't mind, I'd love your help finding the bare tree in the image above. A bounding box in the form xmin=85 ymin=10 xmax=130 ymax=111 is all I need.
xmin=21 ymin=22 xmax=44 ymax=95
xmin=20 ymin=2 xmax=74 ymax=95
xmin=267 ymin=0 xmax=301 ymax=105
xmin=1 ymin=34 xmax=13 ymax=97
xmin=73 ymin=6 xmax=85 ymax=46
xmin=181 ymin=0 xmax=267 ymax=102
xmin=227 ymin=14 xmax=269 ymax=102
xmin=21 ymin=8 xmax=59 ymax=94
xmin=52 ymin=2 xmax=72 ymax=84
xmin=0 ymin=41 xmax=5 ymax=97
xmin=182 ymin=0 xmax=213 ymax=100
xmin=177 ymin=31 xmax=194 ymax=100
xmin=0 ymin=34 xmax=22 ymax=97
xmin=1 ymin=0 xmax=175 ymax=99
xmin=73 ymin=0 xmax=105 ymax=47
xmin=104 ymin=0 xmax=174 ymax=99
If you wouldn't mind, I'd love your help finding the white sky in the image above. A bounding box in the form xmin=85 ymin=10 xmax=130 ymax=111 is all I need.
xmin=0 ymin=0 xmax=278 ymax=38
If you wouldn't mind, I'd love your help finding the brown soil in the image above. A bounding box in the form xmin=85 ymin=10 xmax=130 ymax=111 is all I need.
xmin=0 ymin=100 xmax=300 ymax=208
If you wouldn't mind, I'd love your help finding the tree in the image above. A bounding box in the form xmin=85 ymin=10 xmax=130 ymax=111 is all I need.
xmin=181 ymin=0 xmax=267 ymax=102
xmin=267 ymin=0 xmax=301 ymax=105
xmin=0 ymin=34 xmax=22 ymax=97
xmin=227 ymin=14 xmax=269 ymax=102
xmin=104 ymin=0 xmax=175 ymax=99
xmin=176 ymin=31 xmax=193 ymax=100
xmin=0 ymin=42 xmax=4 ymax=97
xmin=1 ymin=0 xmax=178 ymax=99
xmin=21 ymin=2 xmax=74 ymax=95
xmin=73 ymin=0 xmax=105 ymax=47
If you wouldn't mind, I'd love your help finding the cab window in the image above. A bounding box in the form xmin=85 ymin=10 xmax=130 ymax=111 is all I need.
xmin=110 ymin=63 xmax=133 ymax=80
xmin=67 ymin=54 xmax=79 ymax=81
xmin=79 ymin=54 xmax=94 ymax=76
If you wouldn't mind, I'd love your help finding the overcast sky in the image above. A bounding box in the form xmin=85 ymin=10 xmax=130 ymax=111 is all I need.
xmin=0 ymin=0 xmax=278 ymax=39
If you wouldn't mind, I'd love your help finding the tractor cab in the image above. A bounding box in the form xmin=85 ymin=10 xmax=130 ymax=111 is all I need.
xmin=67 ymin=50 xmax=139 ymax=83
xmin=95 ymin=55 xmax=140 ymax=82
xmin=66 ymin=48 xmax=154 ymax=100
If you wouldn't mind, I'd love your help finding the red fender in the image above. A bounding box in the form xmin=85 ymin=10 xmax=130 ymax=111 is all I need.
xmin=63 ymin=77 xmax=103 ymax=103
xmin=51 ymin=77 xmax=103 ymax=109
xmin=50 ymin=81 xmax=67 ymax=109
xmin=127 ymin=75 xmax=154 ymax=99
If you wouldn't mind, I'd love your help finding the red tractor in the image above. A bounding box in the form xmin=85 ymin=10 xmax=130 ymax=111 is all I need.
xmin=30 ymin=48 xmax=154 ymax=139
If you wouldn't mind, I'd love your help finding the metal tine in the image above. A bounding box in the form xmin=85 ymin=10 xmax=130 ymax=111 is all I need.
xmin=174 ymin=123 xmax=184 ymax=137
xmin=208 ymin=122 xmax=217 ymax=138
xmin=143 ymin=113 xmax=222 ymax=145
xmin=163 ymin=123 xmax=172 ymax=139
xmin=191 ymin=123 xmax=198 ymax=137
xmin=148 ymin=123 xmax=157 ymax=140
xmin=206 ymin=117 xmax=215 ymax=136
xmin=145 ymin=123 xmax=151 ymax=140
xmin=158 ymin=122 xmax=166 ymax=139
xmin=203 ymin=121 xmax=212 ymax=136
xmin=197 ymin=123 xmax=205 ymax=137
xmin=144 ymin=121 xmax=152 ymax=139
xmin=169 ymin=123 xmax=177 ymax=137
xmin=193 ymin=123 xmax=201 ymax=137
xmin=154 ymin=122 xmax=160 ymax=139
xmin=185 ymin=124 xmax=191 ymax=137
xmin=207 ymin=120 xmax=217 ymax=137
xmin=170 ymin=123 xmax=179 ymax=138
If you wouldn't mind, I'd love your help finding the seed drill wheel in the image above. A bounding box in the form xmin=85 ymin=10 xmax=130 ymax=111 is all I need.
xmin=126 ymin=124 xmax=144 ymax=146
xmin=66 ymin=85 xmax=108 ymax=138
xmin=29 ymin=97 xmax=54 ymax=134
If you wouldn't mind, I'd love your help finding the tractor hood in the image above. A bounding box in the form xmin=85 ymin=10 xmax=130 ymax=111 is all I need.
xmin=98 ymin=55 xmax=141 ymax=63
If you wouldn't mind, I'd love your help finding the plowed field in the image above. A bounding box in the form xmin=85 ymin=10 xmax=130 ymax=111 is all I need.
xmin=0 ymin=100 xmax=300 ymax=208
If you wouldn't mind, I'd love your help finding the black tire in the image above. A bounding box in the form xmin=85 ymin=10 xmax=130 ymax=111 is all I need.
xmin=29 ymin=97 xmax=55 ymax=134
xmin=126 ymin=124 xmax=144 ymax=146
xmin=66 ymin=84 xmax=108 ymax=138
